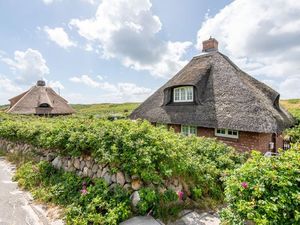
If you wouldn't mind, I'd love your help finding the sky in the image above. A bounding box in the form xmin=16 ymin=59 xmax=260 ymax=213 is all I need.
xmin=0 ymin=0 xmax=300 ymax=104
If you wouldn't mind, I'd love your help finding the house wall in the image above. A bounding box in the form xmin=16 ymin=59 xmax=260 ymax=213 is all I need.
xmin=168 ymin=124 xmax=284 ymax=153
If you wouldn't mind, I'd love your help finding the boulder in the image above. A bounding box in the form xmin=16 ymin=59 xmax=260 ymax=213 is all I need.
xmin=131 ymin=191 xmax=140 ymax=207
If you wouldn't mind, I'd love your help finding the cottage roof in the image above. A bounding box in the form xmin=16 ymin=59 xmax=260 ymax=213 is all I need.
xmin=130 ymin=51 xmax=295 ymax=133
xmin=7 ymin=81 xmax=75 ymax=115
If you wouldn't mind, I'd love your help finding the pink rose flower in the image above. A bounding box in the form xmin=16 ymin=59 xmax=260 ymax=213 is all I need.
xmin=177 ymin=191 xmax=184 ymax=200
xmin=241 ymin=182 xmax=248 ymax=189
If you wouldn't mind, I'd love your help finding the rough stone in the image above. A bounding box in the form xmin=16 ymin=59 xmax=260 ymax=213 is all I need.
xmin=103 ymin=173 xmax=112 ymax=185
xmin=83 ymin=167 xmax=89 ymax=177
xmin=131 ymin=179 xmax=142 ymax=191
xmin=116 ymin=172 xmax=126 ymax=186
xmin=52 ymin=156 xmax=62 ymax=169
xmin=86 ymin=160 xmax=92 ymax=168
xmin=131 ymin=191 xmax=140 ymax=207
xmin=101 ymin=167 xmax=109 ymax=177
xmin=74 ymin=158 xmax=80 ymax=169
xmin=173 ymin=179 xmax=179 ymax=186
xmin=87 ymin=168 xmax=93 ymax=177
xmin=46 ymin=153 xmax=56 ymax=161
xmin=123 ymin=183 xmax=132 ymax=191
xmin=92 ymin=164 xmax=98 ymax=173
xmin=96 ymin=169 xmax=102 ymax=178
xmin=80 ymin=161 xmax=85 ymax=170
xmin=111 ymin=174 xmax=117 ymax=183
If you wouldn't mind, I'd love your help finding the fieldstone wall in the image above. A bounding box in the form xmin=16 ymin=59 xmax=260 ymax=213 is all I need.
xmin=0 ymin=139 xmax=187 ymax=206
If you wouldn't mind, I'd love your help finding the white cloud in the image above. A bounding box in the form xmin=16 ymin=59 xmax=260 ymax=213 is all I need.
xmin=48 ymin=80 xmax=65 ymax=90
xmin=1 ymin=48 xmax=49 ymax=84
xmin=197 ymin=0 xmax=300 ymax=99
xmin=0 ymin=75 xmax=23 ymax=104
xmin=279 ymin=76 xmax=300 ymax=99
xmin=44 ymin=26 xmax=76 ymax=49
xmin=70 ymin=0 xmax=192 ymax=78
xmin=42 ymin=0 xmax=61 ymax=5
xmin=69 ymin=74 xmax=153 ymax=102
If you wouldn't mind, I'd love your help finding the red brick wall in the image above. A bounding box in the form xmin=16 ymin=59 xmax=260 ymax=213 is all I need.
xmin=166 ymin=124 xmax=283 ymax=153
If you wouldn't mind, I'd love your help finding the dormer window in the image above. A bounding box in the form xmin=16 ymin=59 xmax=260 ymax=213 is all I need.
xmin=174 ymin=86 xmax=193 ymax=102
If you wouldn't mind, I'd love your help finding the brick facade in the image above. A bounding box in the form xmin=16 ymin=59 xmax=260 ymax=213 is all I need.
xmin=168 ymin=124 xmax=284 ymax=153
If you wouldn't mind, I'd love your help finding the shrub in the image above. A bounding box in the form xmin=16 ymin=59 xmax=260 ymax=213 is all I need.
xmin=221 ymin=148 xmax=300 ymax=225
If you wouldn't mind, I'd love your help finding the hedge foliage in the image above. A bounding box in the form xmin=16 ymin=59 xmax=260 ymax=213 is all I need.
xmin=0 ymin=113 xmax=244 ymax=202
xmin=221 ymin=147 xmax=300 ymax=225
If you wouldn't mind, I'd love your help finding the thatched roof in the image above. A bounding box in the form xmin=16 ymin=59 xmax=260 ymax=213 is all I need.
xmin=7 ymin=81 xmax=75 ymax=115
xmin=130 ymin=51 xmax=295 ymax=133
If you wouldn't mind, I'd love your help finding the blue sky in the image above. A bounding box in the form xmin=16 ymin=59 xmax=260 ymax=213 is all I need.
xmin=0 ymin=0 xmax=299 ymax=104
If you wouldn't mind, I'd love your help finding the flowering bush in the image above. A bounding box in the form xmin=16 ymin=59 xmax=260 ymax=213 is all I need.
xmin=221 ymin=148 xmax=300 ymax=225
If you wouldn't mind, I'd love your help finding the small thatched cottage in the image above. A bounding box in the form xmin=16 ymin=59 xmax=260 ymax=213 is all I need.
xmin=130 ymin=38 xmax=295 ymax=152
xmin=7 ymin=80 xmax=75 ymax=115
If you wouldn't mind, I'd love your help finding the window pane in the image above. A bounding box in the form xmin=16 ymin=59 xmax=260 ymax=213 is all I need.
xmin=180 ymin=88 xmax=186 ymax=100
xmin=187 ymin=87 xmax=193 ymax=100
xmin=174 ymin=89 xmax=180 ymax=101
xmin=190 ymin=126 xmax=197 ymax=135
xmin=232 ymin=131 xmax=238 ymax=136
xmin=228 ymin=130 xmax=233 ymax=135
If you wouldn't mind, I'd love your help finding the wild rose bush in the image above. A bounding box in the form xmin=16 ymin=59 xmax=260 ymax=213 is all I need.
xmin=0 ymin=113 xmax=245 ymax=202
xmin=221 ymin=147 xmax=300 ymax=225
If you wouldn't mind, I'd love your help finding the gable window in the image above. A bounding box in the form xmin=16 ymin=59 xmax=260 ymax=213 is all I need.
xmin=39 ymin=103 xmax=50 ymax=108
xmin=174 ymin=86 xmax=193 ymax=102
xmin=181 ymin=125 xmax=197 ymax=136
xmin=215 ymin=128 xmax=239 ymax=139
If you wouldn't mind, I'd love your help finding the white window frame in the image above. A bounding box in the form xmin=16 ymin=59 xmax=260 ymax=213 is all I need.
xmin=181 ymin=125 xmax=197 ymax=136
xmin=215 ymin=128 xmax=239 ymax=139
xmin=173 ymin=86 xmax=194 ymax=102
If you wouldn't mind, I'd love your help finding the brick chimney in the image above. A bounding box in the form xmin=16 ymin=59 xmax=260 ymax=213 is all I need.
xmin=202 ymin=37 xmax=218 ymax=52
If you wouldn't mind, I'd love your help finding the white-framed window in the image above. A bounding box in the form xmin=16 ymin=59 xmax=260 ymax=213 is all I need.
xmin=174 ymin=86 xmax=193 ymax=102
xmin=181 ymin=125 xmax=197 ymax=136
xmin=215 ymin=128 xmax=239 ymax=139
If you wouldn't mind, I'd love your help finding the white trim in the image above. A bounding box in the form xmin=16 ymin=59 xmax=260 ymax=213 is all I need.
xmin=215 ymin=128 xmax=239 ymax=139
xmin=181 ymin=125 xmax=197 ymax=136
xmin=173 ymin=86 xmax=193 ymax=102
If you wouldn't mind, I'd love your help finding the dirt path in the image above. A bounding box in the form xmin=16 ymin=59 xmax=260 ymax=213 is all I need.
xmin=0 ymin=157 xmax=63 ymax=225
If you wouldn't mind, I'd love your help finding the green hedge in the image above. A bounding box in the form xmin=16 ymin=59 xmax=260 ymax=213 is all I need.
xmin=221 ymin=147 xmax=300 ymax=225
xmin=0 ymin=113 xmax=245 ymax=201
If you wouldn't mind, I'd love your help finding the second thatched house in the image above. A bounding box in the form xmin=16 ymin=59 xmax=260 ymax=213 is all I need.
xmin=7 ymin=80 xmax=75 ymax=115
xmin=130 ymin=38 xmax=295 ymax=152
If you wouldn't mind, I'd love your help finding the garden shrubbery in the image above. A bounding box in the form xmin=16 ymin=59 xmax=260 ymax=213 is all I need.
xmin=0 ymin=113 xmax=245 ymax=202
xmin=220 ymin=147 xmax=300 ymax=225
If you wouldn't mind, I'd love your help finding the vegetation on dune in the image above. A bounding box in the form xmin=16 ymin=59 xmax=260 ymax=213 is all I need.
xmin=281 ymin=99 xmax=300 ymax=123
xmin=71 ymin=103 xmax=139 ymax=117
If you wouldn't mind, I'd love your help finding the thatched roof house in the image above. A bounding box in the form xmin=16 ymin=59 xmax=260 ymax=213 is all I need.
xmin=7 ymin=80 xmax=75 ymax=115
xmin=130 ymin=38 xmax=295 ymax=152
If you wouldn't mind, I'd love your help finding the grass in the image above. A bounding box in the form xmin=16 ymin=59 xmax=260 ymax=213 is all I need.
xmin=71 ymin=103 xmax=139 ymax=117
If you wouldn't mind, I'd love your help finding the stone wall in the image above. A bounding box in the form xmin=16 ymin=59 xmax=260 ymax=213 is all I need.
xmin=0 ymin=138 xmax=186 ymax=206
